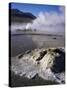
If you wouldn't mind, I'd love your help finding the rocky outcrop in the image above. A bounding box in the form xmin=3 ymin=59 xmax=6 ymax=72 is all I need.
xmin=11 ymin=47 xmax=65 ymax=84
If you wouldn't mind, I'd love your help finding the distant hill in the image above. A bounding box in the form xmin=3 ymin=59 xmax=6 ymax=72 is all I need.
xmin=9 ymin=9 xmax=36 ymax=23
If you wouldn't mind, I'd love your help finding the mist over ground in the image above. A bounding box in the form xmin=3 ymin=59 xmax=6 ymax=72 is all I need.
xmin=11 ymin=6 xmax=65 ymax=35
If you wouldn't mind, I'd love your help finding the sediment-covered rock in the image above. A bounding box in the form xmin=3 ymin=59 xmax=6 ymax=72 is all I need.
xmin=11 ymin=47 xmax=65 ymax=84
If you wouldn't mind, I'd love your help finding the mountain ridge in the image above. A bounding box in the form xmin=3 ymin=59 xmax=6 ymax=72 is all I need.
xmin=10 ymin=9 xmax=36 ymax=23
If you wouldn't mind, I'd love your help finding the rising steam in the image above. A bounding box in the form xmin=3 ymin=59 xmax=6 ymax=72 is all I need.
xmin=11 ymin=6 xmax=65 ymax=35
xmin=26 ymin=6 xmax=65 ymax=35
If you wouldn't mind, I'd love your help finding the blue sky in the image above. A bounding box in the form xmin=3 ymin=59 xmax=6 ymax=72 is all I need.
xmin=10 ymin=2 xmax=63 ymax=16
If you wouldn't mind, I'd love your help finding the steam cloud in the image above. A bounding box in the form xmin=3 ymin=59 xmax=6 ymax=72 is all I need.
xmin=26 ymin=7 xmax=65 ymax=35
xmin=11 ymin=6 xmax=65 ymax=35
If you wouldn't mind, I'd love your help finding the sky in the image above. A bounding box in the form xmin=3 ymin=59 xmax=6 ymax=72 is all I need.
xmin=10 ymin=2 xmax=64 ymax=16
